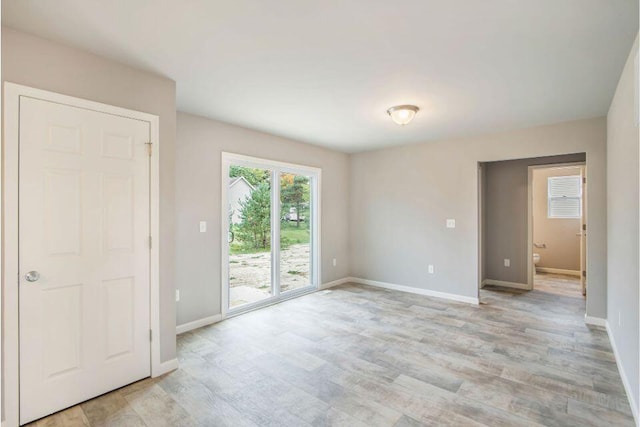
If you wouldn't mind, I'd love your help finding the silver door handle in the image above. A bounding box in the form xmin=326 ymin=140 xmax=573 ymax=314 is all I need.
xmin=24 ymin=271 xmax=40 ymax=282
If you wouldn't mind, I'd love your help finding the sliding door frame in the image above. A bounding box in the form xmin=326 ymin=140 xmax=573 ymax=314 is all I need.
xmin=221 ymin=152 xmax=321 ymax=317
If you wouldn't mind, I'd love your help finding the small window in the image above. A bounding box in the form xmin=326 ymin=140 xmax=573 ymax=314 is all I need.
xmin=548 ymin=175 xmax=582 ymax=218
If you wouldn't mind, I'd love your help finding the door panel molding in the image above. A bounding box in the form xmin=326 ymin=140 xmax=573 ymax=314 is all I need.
xmin=2 ymin=83 xmax=162 ymax=427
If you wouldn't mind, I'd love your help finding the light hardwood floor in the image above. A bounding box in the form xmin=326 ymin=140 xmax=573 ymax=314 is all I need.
xmin=534 ymin=272 xmax=584 ymax=298
xmin=28 ymin=283 xmax=634 ymax=426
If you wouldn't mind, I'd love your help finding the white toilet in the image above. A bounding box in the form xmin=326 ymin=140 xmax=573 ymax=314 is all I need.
xmin=533 ymin=253 xmax=540 ymax=264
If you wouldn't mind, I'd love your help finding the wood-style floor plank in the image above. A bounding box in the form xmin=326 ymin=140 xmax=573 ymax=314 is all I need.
xmin=27 ymin=276 xmax=634 ymax=426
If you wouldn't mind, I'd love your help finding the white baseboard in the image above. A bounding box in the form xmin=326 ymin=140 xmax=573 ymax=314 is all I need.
xmin=152 ymin=358 xmax=178 ymax=377
xmin=536 ymin=267 xmax=581 ymax=277
xmin=350 ymin=277 xmax=479 ymax=305
xmin=584 ymin=314 xmax=607 ymax=327
xmin=176 ymin=314 xmax=223 ymax=335
xmin=320 ymin=277 xmax=353 ymax=290
xmin=605 ymin=322 xmax=639 ymax=425
xmin=482 ymin=279 xmax=531 ymax=290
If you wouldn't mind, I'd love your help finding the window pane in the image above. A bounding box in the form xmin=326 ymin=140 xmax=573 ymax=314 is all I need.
xmin=228 ymin=166 xmax=272 ymax=308
xmin=549 ymin=197 xmax=581 ymax=218
xmin=280 ymin=172 xmax=312 ymax=292
xmin=548 ymin=176 xmax=581 ymax=198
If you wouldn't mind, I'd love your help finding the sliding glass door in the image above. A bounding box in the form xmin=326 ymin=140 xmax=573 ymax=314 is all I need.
xmin=227 ymin=166 xmax=273 ymax=308
xmin=279 ymin=171 xmax=313 ymax=293
xmin=222 ymin=153 xmax=320 ymax=314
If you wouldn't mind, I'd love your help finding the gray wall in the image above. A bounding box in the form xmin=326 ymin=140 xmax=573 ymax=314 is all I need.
xmin=533 ymin=166 xmax=583 ymax=271
xmin=175 ymin=112 xmax=350 ymax=327
xmin=350 ymin=118 xmax=606 ymax=318
xmin=483 ymin=154 xmax=585 ymax=284
xmin=606 ymin=34 xmax=639 ymax=415
xmin=2 ymin=27 xmax=178 ymax=362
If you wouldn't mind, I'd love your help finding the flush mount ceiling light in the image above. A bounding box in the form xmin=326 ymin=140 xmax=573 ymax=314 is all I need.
xmin=387 ymin=105 xmax=419 ymax=126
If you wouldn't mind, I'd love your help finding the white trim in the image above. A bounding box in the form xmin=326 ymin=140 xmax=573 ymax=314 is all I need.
xmin=606 ymin=322 xmax=639 ymax=425
xmin=220 ymin=152 xmax=321 ymax=318
xmin=535 ymin=267 xmax=581 ymax=277
xmin=477 ymin=163 xmax=483 ymax=301
xmin=221 ymin=161 xmax=230 ymax=318
xmin=229 ymin=175 xmax=255 ymax=191
xmin=2 ymin=83 xmax=162 ymax=425
xmin=584 ymin=315 xmax=607 ymax=327
xmin=351 ymin=277 xmax=479 ymax=305
xmin=320 ymin=277 xmax=353 ymax=290
xmin=528 ymin=166 xmax=535 ymax=290
xmin=147 ymin=104 xmax=163 ymax=381
xmin=176 ymin=314 xmax=223 ymax=335
xmin=482 ymin=279 xmax=530 ymax=290
xmin=221 ymin=152 xmax=322 ymax=174
xmin=153 ymin=358 xmax=179 ymax=377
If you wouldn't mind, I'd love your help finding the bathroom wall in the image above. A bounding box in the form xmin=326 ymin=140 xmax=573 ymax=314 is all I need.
xmin=532 ymin=166 xmax=583 ymax=273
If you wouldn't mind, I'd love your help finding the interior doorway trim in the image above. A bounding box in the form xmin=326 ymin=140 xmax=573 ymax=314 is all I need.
xmin=220 ymin=152 xmax=321 ymax=318
xmin=527 ymin=162 xmax=586 ymax=290
xmin=2 ymin=83 xmax=162 ymax=427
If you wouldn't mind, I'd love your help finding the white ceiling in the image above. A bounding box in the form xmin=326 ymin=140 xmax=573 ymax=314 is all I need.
xmin=3 ymin=1 xmax=638 ymax=152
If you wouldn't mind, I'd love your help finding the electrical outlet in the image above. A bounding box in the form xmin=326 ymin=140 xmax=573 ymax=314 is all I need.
xmin=504 ymin=259 xmax=510 ymax=267
xmin=446 ymin=219 xmax=456 ymax=228
xmin=428 ymin=265 xmax=434 ymax=274
xmin=175 ymin=289 xmax=180 ymax=302
xmin=332 ymin=258 xmax=337 ymax=267
xmin=199 ymin=221 xmax=207 ymax=233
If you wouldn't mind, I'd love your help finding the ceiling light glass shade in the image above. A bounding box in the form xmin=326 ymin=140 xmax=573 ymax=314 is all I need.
xmin=387 ymin=105 xmax=419 ymax=126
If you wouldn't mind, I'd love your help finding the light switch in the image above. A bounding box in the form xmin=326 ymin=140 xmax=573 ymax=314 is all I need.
xmin=504 ymin=258 xmax=510 ymax=267
xmin=446 ymin=219 xmax=456 ymax=228
xmin=199 ymin=221 xmax=207 ymax=233
xmin=428 ymin=265 xmax=434 ymax=274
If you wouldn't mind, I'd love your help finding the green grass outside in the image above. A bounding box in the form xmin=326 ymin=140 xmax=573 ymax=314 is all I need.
xmin=230 ymin=221 xmax=310 ymax=255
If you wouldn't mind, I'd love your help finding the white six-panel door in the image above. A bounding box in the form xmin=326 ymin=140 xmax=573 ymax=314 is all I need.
xmin=19 ymin=97 xmax=151 ymax=424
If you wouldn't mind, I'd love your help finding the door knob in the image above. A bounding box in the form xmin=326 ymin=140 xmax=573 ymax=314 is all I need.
xmin=25 ymin=271 xmax=40 ymax=282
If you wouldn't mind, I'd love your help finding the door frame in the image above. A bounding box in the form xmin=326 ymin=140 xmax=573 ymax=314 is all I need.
xmin=221 ymin=152 xmax=321 ymax=318
xmin=527 ymin=161 xmax=586 ymax=290
xmin=2 ymin=83 xmax=162 ymax=427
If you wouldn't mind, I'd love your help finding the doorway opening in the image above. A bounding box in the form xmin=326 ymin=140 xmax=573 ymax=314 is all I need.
xmin=221 ymin=153 xmax=321 ymax=316
xmin=478 ymin=153 xmax=587 ymax=303
xmin=530 ymin=163 xmax=586 ymax=298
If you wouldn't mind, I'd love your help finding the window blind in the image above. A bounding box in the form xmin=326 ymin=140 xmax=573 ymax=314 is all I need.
xmin=548 ymin=175 xmax=581 ymax=218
